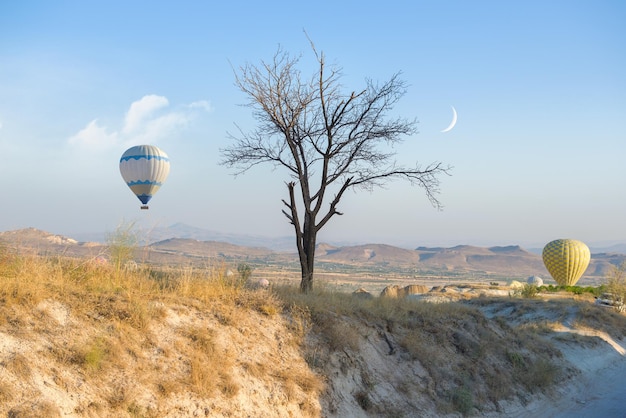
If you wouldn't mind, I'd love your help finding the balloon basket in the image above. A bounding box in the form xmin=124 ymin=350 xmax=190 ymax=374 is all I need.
xmin=141 ymin=205 xmax=149 ymax=210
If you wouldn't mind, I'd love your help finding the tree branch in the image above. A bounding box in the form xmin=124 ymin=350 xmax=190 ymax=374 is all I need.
xmin=221 ymin=39 xmax=451 ymax=292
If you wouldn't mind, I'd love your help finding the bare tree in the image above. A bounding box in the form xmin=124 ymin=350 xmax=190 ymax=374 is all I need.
xmin=221 ymin=42 xmax=451 ymax=293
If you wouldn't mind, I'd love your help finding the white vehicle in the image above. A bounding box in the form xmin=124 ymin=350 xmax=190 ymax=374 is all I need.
xmin=595 ymin=293 xmax=626 ymax=313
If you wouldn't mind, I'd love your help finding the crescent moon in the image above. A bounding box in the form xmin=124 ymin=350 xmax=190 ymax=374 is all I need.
xmin=441 ymin=106 xmax=457 ymax=133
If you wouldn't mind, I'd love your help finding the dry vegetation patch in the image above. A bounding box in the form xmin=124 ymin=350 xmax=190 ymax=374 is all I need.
xmin=2 ymin=251 xmax=626 ymax=417
xmin=0 ymin=254 xmax=322 ymax=417
xmin=276 ymin=284 xmax=626 ymax=417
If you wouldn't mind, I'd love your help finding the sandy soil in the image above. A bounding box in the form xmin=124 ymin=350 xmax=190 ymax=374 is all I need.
xmin=487 ymin=323 xmax=626 ymax=418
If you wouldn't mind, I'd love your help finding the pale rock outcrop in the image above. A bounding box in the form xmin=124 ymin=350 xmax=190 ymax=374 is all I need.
xmin=381 ymin=284 xmax=430 ymax=298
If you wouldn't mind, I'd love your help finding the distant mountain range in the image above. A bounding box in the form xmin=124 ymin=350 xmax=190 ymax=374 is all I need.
xmin=1 ymin=226 xmax=625 ymax=282
xmin=72 ymin=222 xmax=296 ymax=252
xmin=314 ymin=243 xmax=624 ymax=278
xmin=527 ymin=243 xmax=626 ymax=255
xmin=71 ymin=222 xmax=626 ymax=255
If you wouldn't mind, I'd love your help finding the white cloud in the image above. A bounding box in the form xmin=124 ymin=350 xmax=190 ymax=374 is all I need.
xmin=68 ymin=119 xmax=119 ymax=149
xmin=127 ymin=111 xmax=191 ymax=145
xmin=68 ymin=95 xmax=211 ymax=151
xmin=123 ymin=95 xmax=169 ymax=135
xmin=188 ymin=100 xmax=213 ymax=112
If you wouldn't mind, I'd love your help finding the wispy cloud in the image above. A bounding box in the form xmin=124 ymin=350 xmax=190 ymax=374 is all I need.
xmin=68 ymin=95 xmax=211 ymax=150
xmin=68 ymin=119 xmax=119 ymax=149
xmin=188 ymin=100 xmax=213 ymax=112
xmin=123 ymin=94 xmax=169 ymax=135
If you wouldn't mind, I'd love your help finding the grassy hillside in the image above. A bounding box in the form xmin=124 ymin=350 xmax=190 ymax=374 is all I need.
xmin=1 ymin=249 xmax=626 ymax=417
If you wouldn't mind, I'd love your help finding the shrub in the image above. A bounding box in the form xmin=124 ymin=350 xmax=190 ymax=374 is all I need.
xmin=355 ymin=390 xmax=372 ymax=411
xmin=519 ymin=359 xmax=559 ymax=391
xmin=507 ymin=351 xmax=525 ymax=368
xmin=106 ymin=221 xmax=138 ymax=272
xmin=606 ymin=262 xmax=626 ymax=306
xmin=237 ymin=263 xmax=253 ymax=283
xmin=84 ymin=342 xmax=107 ymax=371
xmin=450 ymin=387 xmax=473 ymax=416
xmin=313 ymin=311 xmax=361 ymax=352
xmin=520 ymin=284 xmax=539 ymax=298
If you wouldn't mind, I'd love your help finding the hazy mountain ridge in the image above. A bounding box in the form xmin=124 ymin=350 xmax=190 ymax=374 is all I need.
xmin=148 ymin=238 xmax=277 ymax=258
xmin=72 ymin=222 xmax=296 ymax=252
xmin=69 ymin=223 xmax=626 ymax=254
xmin=0 ymin=228 xmax=104 ymax=258
xmin=315 ymin=243 xmax=548 ymax=276
xmin=2 ymin=227 xmax=625 ymax=280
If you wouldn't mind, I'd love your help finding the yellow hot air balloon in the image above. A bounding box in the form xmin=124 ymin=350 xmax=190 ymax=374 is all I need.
xmin=542 ymin=239 xmax=590 ymax=286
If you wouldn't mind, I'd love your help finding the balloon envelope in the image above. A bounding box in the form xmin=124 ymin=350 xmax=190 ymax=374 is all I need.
xmin=119 ymin=145 xmax=170 ymax=207
xmin=542 ymin=239 xmax=590 ymax=286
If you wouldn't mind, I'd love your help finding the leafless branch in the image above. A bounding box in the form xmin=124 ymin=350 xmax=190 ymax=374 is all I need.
xmin=220 ymin=40 xmax=451 ymax=292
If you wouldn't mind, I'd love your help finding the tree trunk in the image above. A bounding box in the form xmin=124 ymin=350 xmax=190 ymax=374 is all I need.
xmin=299 ymin=214 xmax=317 ymax=293
xmin=300 ymin=267 xmax=314 ymax=293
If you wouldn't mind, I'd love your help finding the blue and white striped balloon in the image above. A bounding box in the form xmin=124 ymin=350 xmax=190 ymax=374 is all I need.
xmin=119 ymin=145 xmax=170 ymax=209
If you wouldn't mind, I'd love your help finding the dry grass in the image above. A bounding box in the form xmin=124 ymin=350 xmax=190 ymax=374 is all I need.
xmin=176 ymin=324 xmax=240 ymax=397
xmin=275 ymin=283 xmax=594 ymax=415
xmin=3 ymin=248 xmax=625 ymax=417
xmin=575 ymin=303 xmax=626 ymax=336
xmin=0 ymin=379 xmax=14 ymax=404
xmin=7 ymin=401 xmax=61 ymax=418
xmin=0 ymin=252 xmax=320 ymax=416
xmin=2 ymin=353 xmax=32 ymax=379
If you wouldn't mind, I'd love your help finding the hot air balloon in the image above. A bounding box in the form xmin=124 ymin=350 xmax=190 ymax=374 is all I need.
xmin=542 ymin=239 xmax=590 ymax=286
xmin=119 ymin=145 xmax=170 ymax=209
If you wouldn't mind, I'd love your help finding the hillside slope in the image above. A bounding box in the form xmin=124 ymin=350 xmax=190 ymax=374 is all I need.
xmin=2 ymin=253 xmax=626 ymax=417
xmin=0 ymin=260 xmax=321 ymax=417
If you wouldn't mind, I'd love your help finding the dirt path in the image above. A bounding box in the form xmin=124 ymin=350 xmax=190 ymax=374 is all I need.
xmin=495 ymin=326 xmax=626 ymax=418
xmin=550 ymin=359 xmax=626 ymax=417
xmin=547 ymin=345 xmax=626 ymax=418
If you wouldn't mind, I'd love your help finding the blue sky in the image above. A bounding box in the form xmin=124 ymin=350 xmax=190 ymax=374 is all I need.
xmin=0 ymin=1 xmax=624 ymax=248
